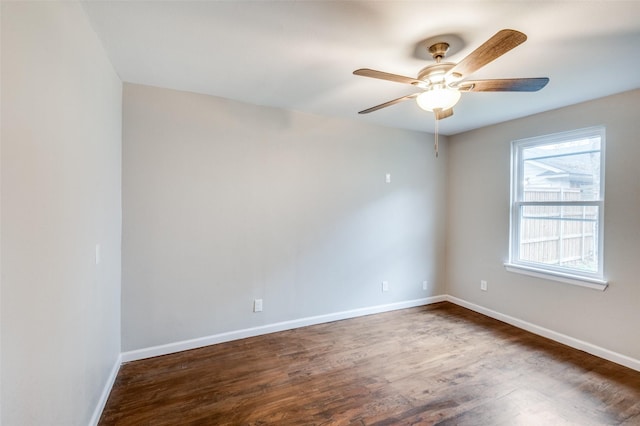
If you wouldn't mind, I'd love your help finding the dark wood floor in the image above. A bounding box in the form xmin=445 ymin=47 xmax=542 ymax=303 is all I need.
xmin=99 ymin=302 xmax=640 ymax=425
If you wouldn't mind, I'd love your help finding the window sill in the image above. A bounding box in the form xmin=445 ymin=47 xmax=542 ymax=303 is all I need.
xmin=504 ymin=263 xmax=608 ymax=291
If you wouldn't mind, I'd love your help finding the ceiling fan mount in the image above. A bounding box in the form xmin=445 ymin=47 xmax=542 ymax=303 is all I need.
xmin=427 ymin=41 xmax=450 ymax=62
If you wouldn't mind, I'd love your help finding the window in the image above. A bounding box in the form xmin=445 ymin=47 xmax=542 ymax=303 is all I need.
xmin=507 ymin=126 xmax=606 ymax=289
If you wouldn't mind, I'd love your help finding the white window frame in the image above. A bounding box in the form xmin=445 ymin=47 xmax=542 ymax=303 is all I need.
xmin=505 ymin=126 xmax=607 ymax=290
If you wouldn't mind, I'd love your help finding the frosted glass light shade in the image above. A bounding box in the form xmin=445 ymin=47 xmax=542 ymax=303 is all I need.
xmin=416 ymin=86 xmax=461 ymax=111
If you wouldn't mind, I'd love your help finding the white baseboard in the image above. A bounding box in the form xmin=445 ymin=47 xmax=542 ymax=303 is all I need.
xmin=121 ymin=296 xmax=447 ymax=363
xmin=120 ymin=295 xmax=640 ymax=371
xmin=445 ymin=295 xmax=640 ymax=372
xmin=89 ymin=353 xmax=122 ymax=426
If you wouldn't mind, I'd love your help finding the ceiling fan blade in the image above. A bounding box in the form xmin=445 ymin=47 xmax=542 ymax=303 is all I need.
xmin=354 ymin=68 xmax=422 ymax=86
xmin=358 ymin=93 xmax=420 ymax=114
xmin=458 ymin=77 xmax=549 ymax=92
xmin=435 ymin=108 xmax=454 ymax=120
xmin=447 ymin=29 xmax=527 ymax=79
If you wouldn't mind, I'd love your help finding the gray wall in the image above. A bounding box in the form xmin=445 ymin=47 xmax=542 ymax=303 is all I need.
xmin=1 ymin=2 xmax=122 ymax=425
xmin=122 ymin=83 xmax=447 ymax=351
xmin=446 ymin=89 xmax=640 ymax=361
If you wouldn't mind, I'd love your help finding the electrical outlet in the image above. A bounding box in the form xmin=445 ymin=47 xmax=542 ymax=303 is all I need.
xmin=253 ymin=299 xmax=263 ymax=312
xmin=422 ymin=281 xmax=428 ymax=290
xmin=385 ymin=173 xmax=391 ymax=183
xmin=382 ymin=281 xmax=389 ymax=292
xmin=480 ymin=280 xmax=488 ymax=291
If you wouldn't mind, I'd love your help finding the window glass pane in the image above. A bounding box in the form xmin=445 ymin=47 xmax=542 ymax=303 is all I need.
xmin=522 ymin=136 xmax=600 ymax=160
xmin=523 ymin=141 xmax=601 ymax=201
xmin=519 ymin=205 xmax=599 ymax=273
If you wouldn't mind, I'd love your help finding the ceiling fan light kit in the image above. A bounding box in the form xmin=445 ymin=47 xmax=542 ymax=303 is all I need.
xmin=353 ymin=29 xmax=549 ymax=156
xmin=416 ymin=85 xmax=461 ymax=111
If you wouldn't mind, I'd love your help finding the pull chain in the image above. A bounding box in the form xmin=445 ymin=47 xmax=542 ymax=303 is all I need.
xmin=434 ymin=111 xmax=439 ymax=158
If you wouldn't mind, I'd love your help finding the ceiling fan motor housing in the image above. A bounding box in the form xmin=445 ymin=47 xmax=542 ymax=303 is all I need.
xmin=417 ymin=63 xmax=456 ymax=87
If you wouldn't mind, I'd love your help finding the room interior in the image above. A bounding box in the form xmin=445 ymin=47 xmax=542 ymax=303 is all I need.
xmin=2 ymin=1 xmax=640 ymax=425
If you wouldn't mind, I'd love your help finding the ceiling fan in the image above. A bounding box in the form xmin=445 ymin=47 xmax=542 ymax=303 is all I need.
xmin=353 ymin=29 xmax=549 ymax=155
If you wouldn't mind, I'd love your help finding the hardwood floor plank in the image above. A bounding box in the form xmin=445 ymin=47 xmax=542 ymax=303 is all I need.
xmin=100 ymin=302 xmax=640 ymax=425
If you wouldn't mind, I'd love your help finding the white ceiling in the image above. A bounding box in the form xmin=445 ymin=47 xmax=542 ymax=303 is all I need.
xmin=83 ymin=1 xmax=640 ymax=135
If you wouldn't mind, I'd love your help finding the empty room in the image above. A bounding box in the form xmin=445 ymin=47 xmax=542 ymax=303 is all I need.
xmin=2 ymin=1 xmax=640 ymax=425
